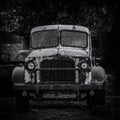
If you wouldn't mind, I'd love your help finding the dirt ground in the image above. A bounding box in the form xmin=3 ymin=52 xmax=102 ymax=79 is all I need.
xmin=0 ymin=95 xmax=120 ymax=120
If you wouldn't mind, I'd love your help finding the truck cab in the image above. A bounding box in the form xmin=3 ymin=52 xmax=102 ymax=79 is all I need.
xmin=12 ymin=25 xmax=107 ymax=112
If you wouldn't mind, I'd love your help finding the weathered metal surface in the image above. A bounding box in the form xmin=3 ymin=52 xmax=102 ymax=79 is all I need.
xmin=27 ymin=47 xmax=88 ymax=58
xmin=22 ymin=25 xmax=91 ymax=84
xmin=13 ymin=83 xmax=104 ymax=91
xmin=31 ymin=25 xmax=90 ymax=34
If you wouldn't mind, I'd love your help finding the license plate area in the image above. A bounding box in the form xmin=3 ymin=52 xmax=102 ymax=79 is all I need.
xmin=42 ymin=91 xmax=77 ymax=99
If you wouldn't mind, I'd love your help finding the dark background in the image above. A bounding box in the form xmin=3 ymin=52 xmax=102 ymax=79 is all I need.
xmin=0 ymin=0 xmax=120 ymax=89
xmin=0 ymin=1 xmax=120 ymax=120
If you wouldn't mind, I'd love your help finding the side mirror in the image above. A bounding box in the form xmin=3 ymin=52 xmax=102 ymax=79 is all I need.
xmin=18 ymin=50 xmax=30 ymax=54
xmin=92 ymin=50 xmax=103 ymax=66
xmin=92 ymin=57 xmax=103 ymax=66
xmin=16 ymin=50 xmax=30 ymax=61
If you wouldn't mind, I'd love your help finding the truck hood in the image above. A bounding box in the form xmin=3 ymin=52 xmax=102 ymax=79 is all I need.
xmin=27 ymin=48 xmax=88 ymax=58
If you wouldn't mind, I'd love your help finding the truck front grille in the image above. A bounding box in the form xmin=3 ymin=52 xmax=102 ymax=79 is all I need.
xmin=40 ymin=58 xmax=75 ymax=83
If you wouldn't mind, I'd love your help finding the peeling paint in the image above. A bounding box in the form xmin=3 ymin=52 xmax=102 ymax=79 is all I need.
xmin=25 ymin=25 xmax=91 ymax=84
xmin=27 ymin=47 xmax=88 ymax=58
xmin=31 ymin=25 xmax=90 ymax=34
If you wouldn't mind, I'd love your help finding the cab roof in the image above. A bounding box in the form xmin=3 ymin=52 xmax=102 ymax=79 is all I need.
xmin=31 ymin=25 xmax=90 ymax=34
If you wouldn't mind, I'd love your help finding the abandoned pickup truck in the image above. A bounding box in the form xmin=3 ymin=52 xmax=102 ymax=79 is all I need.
xmin=12 ymin=25 xmax=107 ymax=112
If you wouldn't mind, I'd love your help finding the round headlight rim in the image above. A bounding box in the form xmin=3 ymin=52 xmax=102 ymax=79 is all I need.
xmin=25 ymin=60 xmax=35 ymax=71
xmin=78 ymin=61 xmax=91 ymax=71
xmin=78 ymin=57 xmax=91 ymax=71
xmin=81 ymin=62 xmax=88 ymax=69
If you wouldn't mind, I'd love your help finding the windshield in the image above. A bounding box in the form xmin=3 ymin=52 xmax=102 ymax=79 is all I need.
xmin=31 ymin=30 xmax=87 ymax=48
xmin=31 ymin=30 xmax=59 ymax=48
xmin=61 ymin=31 xmax=87 ymax=48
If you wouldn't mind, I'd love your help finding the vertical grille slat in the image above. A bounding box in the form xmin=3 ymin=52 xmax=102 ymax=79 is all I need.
xmin=40 ymin=57 xmax=75 ymax=83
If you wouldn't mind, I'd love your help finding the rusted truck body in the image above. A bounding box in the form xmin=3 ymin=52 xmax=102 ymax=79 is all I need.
xmin=12 ymin=25 xmax=107 ymax=111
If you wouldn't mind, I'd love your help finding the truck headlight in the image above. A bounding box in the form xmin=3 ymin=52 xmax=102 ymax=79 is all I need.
xmin=26 ymin=60 xmax=35 ymax=71
xmin=81 ymin=62 xmax=88 ymax=69
xmin=78 ymin=61 xmax=90 ymax=71
xmin=78 ymin=58 xmax=91 ymax=71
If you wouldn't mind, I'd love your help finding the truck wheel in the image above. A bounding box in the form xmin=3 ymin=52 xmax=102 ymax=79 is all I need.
xmin=16 ymin=93 xmax=30 ymax=113
xmin=87 ymin=95 xmax=96 ymax=111
xmin=95 ymin=90 xmax=105 ymax=106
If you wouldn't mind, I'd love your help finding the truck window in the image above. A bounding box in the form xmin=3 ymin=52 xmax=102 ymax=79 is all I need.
xmin=61 ymin=31 xmax=87 ymax=48
xmin=31 ymin=30 xmax=59 ymax=48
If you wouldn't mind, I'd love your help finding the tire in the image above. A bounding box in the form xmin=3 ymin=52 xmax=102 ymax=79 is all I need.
xmin=95 ymin=90 xmax=105 ymax=106
xmin=87 ymin=95 xmax=96 ymax=111
xmin=87 ymin=90 xmax=105 ymax=111
xmin=16 ymin=93 xmax=30 ymax=113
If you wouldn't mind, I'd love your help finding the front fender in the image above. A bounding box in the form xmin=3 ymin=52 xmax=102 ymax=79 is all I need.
xmin=12 ymin=66 xmax=25 ymax=83
xmin=91 ymin=66 xmax=107 ymax=83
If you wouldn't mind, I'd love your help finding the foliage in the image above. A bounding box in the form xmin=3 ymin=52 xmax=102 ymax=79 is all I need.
xmin=0 ymin=0 xmax=118 ymax=56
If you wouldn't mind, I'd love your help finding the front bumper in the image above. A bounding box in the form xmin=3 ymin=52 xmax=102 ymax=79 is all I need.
xmin=13 ymin=83 xmax=104 ymax=91
xmin=13 ymin=83 xmax=105 ymax=105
